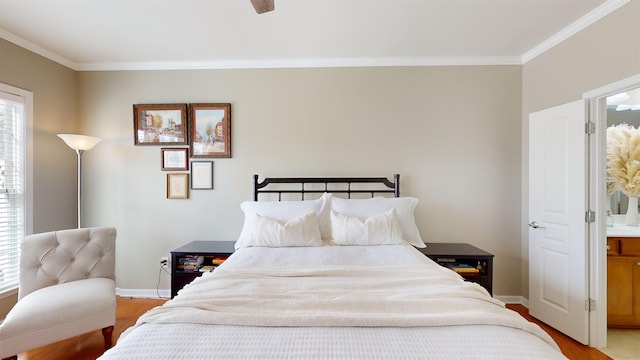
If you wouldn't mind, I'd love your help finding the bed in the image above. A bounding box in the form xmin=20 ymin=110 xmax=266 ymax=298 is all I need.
xmin=99 ymin=175 xmax=567 ymax=360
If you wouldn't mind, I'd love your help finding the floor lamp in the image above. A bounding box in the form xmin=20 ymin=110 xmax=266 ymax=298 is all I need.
xmin=57 ymin=134 xmax=102 ymax=228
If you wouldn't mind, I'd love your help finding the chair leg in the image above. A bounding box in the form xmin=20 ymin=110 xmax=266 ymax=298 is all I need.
xmin=102 ymin=325 xmax=114 ymax=350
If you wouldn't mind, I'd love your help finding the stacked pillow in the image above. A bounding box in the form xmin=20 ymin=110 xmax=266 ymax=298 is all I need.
xmin=330 ymin=196 xmax=424 ymax=248
xmin=330 ymin=208 xmax=405 ymax=246
xmin=235 ymin=193 xmax=330 ymax=249
xmin=235 ymin=193 xmax=425 ymax=249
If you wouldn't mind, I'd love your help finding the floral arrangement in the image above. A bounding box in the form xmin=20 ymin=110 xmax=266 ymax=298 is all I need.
xmin=607 ymin=124 xmax=640 ymax=197
xmin=607 ymin=180 xmax=617 ymax=196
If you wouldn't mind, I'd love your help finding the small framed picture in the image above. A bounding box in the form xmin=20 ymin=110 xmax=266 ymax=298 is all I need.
xmin=167 ymin=173 xmax=189 ymax=199
xmin=191 ymin=161 xmax=213 ymax=190
xmin=161 ymin=148 xmax=189 ymax=171
xmin=189 ymin=103 xmax=231 ymax=158
xmin=133 ymin=103 xmax=188 ymax=145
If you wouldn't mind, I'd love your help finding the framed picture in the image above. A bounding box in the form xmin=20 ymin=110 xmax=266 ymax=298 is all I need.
xmin=191 ymin=161 xmax=213 ymax=189
xmin=133 ymin=103 xmax=187 ymax=145
xmin=161 ymin=148 xmax=189 ymax=171
xmin=167 ymin=173 xmax=189 ymax=199
xmin=189 ymin=103 xmax=231 ymax=158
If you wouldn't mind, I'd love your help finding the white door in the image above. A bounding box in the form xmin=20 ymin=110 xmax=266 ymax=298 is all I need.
xmin=528 ymin=100 xmax=589 ymax=344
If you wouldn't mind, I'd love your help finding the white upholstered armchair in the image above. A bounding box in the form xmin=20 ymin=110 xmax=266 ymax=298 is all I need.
xmin=0 ymin=227 xmax=116 ymax=359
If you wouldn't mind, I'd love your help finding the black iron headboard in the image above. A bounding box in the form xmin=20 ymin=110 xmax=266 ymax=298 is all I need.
xmin=253 ymin=174 xmax=400 ymax=201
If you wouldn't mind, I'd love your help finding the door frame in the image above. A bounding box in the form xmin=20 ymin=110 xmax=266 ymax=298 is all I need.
xmin=583 ymin=73 xmax=640 ymax=348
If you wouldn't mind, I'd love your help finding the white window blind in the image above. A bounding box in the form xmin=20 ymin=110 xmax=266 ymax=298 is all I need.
xmin=0 ymin=87 xmax=26 ymax=294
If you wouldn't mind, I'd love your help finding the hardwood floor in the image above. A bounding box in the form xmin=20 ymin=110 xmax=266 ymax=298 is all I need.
xmin=13 ymin=298 xmax=610 ymax=359
xmin=507 ymin=304 xmax=612 ymax=360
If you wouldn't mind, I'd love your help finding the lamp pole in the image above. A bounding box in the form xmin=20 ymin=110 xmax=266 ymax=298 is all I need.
xmin=57 ymin=134 xmax=102 ymax=229
xmin=75 ymin=149 xmax=84 ymax=228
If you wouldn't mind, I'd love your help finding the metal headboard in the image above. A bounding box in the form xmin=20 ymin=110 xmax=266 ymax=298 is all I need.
xmin=253 ymin=174 xmax=400 ymax=201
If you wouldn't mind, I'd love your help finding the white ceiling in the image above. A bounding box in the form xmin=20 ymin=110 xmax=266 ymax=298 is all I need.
xmin=0 ymin=0 xmax=628 ymax=71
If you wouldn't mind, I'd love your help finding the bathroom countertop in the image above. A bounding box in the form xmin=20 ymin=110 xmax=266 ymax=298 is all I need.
xmin=606 ymin=224 xmax=640 ymax=237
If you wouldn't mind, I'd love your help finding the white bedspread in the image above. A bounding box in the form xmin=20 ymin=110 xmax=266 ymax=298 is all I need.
xmin=101 ymin=245 xmax=566 ymax=359
xmin=135 ymin=265 xmax=555 ymax=348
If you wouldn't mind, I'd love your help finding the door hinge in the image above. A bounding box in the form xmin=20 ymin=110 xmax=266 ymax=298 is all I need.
xmin=585 ymin=210 xmax=595 ymax=223
xmin=585 ymin=122 xmax=595 ymax=135
xmin=585 ymin=299 xmax=596 ymax=312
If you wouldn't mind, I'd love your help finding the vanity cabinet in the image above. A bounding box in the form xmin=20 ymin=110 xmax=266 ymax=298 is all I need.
xmin=607 ymin=236 xmax=640 ymax=328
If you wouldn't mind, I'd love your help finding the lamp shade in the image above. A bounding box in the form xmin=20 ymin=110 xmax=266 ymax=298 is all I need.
xmin=57 ymin=134 xmax=102 ymax=151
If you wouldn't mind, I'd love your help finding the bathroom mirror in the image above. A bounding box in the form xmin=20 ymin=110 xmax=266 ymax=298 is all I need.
xmin=607 ymin=87 xmax=640 ymax=215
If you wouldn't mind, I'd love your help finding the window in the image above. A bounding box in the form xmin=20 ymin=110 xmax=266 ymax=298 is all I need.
xmin=0 ymin=83 xmax=32 ymax=295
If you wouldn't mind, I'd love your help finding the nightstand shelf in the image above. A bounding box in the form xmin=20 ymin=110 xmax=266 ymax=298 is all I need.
xmin=170 ymin=241 xmax=235 ymax=298
xmin=418 ymin=243 xmax=494 ymax=295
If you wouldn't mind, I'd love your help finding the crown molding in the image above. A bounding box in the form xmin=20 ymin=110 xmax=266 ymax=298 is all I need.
xmin=522 ymin=0 xmax=630 ymax=64
xmin=76 ymin=56 xmax=522 ymax=71
xmin=0 ymin=28 xmax=79 ymax=70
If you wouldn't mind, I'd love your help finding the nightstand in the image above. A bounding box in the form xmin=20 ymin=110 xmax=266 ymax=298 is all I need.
xmin=417 ymin=243 xmax=494 ymax=295
xmin=170 ymin=241 xmax=235 ymax=298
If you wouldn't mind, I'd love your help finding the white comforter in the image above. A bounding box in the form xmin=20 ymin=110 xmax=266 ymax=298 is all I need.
xmin=102 ymin=245 xmax=566 ymax=359
xmin=135 ymin=265 xmax=555 ymax=348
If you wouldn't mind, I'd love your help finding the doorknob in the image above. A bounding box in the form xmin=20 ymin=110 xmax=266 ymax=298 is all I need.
xmin=528 ymin=221 xmax=544 ymax=229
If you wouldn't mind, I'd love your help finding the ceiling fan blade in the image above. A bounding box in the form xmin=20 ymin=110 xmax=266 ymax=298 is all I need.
xmin=251 ymin=0 xmax=275 ymax=14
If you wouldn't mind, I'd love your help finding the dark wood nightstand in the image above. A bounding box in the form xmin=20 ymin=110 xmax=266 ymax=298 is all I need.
xmin=417 ymin=243 xmax=494 ymax=295
xmin=170 ymin=241 xmax=235 ymax=298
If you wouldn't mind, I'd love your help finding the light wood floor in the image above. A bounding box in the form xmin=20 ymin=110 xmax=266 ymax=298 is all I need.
xmin=14 ymin=297 xmax=611 ymax=360
xmin=602 ymin=329 xmax=640 ymax=359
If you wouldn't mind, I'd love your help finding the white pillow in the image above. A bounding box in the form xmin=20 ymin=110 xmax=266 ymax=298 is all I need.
xmin=243 ymin=211 xmax=323 ymax=247
xmin=330 ymin=208 xmax=406 ymax=246
xmin=330 ymin=196 xmax=425 ymax=248
xmin=236 ymin=193 xmax=331 ymax=249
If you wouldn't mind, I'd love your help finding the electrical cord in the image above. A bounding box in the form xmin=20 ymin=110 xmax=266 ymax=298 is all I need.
xmin=156 ymin=263 xmax=171 ymax=299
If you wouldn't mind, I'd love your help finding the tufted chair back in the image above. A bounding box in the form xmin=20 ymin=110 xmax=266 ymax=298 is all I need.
xmin=18 ymin=227 xmax=116 ymax=299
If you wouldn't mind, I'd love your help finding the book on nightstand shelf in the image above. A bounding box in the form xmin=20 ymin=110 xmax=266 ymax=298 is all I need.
xmin=212 ymin=256 xmax=227 ymax=265
xmin=177 ymin=255 xmax=204 ymax=272
xmin=198 ymin=256 xmax=228 ymax=272
xmin=446 ymin=263 xmax=480 ymax=274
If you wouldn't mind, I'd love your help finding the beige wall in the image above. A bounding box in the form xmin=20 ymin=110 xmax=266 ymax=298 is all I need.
xmin=78 ymin=66 xmax=523 ymax=296
xmin=521 ymin=1 xmax=640 ymax=297
xmin=0 ymin=39 xmax=79 ymax=317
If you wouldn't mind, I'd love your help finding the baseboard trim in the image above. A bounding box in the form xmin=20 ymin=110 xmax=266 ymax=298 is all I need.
xmin=116 ymin=288 xmax=170 ymax=299
xmin=495 ymin=295 xmax=528 ymax=306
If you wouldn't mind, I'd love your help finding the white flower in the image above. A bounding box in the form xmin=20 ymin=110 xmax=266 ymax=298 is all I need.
xmin=607 ymin=124 xmax=640 ymax=197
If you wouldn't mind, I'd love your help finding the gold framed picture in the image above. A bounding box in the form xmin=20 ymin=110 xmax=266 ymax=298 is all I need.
xmin=166 ymin=173 xmax=189 ymax=199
